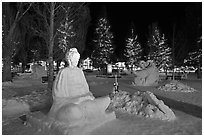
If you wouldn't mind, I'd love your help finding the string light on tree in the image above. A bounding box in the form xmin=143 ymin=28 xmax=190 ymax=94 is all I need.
xmin=57 ymin=17 xmax=76 ymax=52
xmin=184 ymin=37 xmax=202 ymax=66
xmin=91 ymin=17 xmax=114 ymax=68
xmin=147 ymin=23 xmax=172 ymax=70
xmin=124 ymin=25 xmax=142 ymax=69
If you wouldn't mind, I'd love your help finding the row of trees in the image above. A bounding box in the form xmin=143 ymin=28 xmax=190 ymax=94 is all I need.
xmin=90 ymin=3 xmax=201 ymax=78
xmin=90 ymin=16 xmax=172 ymax=72
xmin=2 ymin=2 xmax=201 ymax=88
xmin=2 ymin=2 xmax=91 ymax=91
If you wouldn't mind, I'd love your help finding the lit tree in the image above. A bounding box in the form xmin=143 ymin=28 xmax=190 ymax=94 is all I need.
xmin=57 ymin=17 xmax=75 ymax=52
xmin=184 ymin=36 xmax=202 ymax=78
xmin=147 ymin=23 xmax=172 ymax=71
xmin=54 ymin=4 xmax=91 ymax=70
xmin=30 ymin=2 xmax=89 ymax=91
xmin=184 ymin=49 xmax=202 ymax=66
xmin=124 ymin=23 xmax=142 ymax=70
xmin=91 ymin=17 xmax=114 ymax=69
xmin=183 ymin=4 xmax=202 ymax=78
xmin=57 ymin=4 xmax=90 ymax=53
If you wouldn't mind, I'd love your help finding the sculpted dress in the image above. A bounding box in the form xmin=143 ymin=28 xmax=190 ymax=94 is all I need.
xmin=48 ymin=67 xmax=115 ymax=129
xmin=52 ymin=67 xmax=94 ymax=99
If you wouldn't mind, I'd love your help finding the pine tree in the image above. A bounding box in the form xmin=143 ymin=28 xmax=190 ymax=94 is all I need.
xmin=91 ymin=17 xmax=114 ymax=68
xmin=184 ymin=36 xmax=202 ymax=65
xmin=147 ymin=23 xmax=172 ymax=70
xmin=184 ymin=49 xmax=202 ymax=66
xmin=184 ymin=36 xmax=202 ymax=78
xmin=124 ymin=24 xmax=142 ymax=69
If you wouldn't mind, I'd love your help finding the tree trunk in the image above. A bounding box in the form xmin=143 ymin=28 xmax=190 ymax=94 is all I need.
xmin=3 ymin=3 xmax=32 ymax=81
xmin=21 ymin=48 xmax=27 ymax=73
xmin=47 ymin=3 xmax=55 ymax=92
xmin=131 ymin=64 xmax=134 ymax=73
xmin=197 ymin=63 xmax=201 ymax=79
xmin=2 ymin=56 xmax=12 ymax=82
xmin=172 ymin=24 xmax=176 ymax=81
xmin=56 ymin=60 xmax=61 ymax=73
xmin=165 ymin=68 xmax=168 ymax=77
xmin=2 ymin=22 xmax=17 ymax=82
xmin=21 ymin=61 xmax=26 ymax=73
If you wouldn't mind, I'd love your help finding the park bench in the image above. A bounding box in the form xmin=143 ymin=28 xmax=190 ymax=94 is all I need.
xmin=166 ymin=75 xmax=182 ymax=80
xmin=42 ymin=76 xmax=56 ymax=83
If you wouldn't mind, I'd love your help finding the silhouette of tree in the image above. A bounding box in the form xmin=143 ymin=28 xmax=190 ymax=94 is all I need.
xmin=2 ymin=2 xmax=32 ymax=81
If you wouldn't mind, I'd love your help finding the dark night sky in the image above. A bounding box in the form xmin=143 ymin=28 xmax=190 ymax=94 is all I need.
xmin=85 ymin=2 xmax=193 ymax=59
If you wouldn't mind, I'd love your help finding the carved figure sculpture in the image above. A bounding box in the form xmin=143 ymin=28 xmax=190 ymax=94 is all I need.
xmin=109 ymin=90 xmax=176 ymax=121
xmin=30 ymin=63 xmax=47 ymax=79
xmin=48 ymin=48 xmax=115 ymax=134
xmin=133 ymin=60 xmax=159 ymax=86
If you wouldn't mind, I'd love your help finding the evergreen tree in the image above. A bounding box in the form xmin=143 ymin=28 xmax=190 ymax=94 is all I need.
xmin=184 ymin=36 xmax=202 ymax=78
xmin=124 ymin=23 xmax=142 ymax=69
xmin=91 ymin=17 xmax=114 ymax=68
xmin=184 ymin=49 xmax=202 ymax=66
xmin=147 ymin=23 xmax=172 ymax=70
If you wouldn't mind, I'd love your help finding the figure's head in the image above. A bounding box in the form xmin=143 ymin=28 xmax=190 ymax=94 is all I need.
xmin=65 ymin=48 xmax=80 ymax=67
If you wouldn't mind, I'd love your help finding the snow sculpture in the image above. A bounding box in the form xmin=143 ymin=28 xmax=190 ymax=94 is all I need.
xmin=51 ymin=48 xmax=93 ymax=99
xmin=48 ymin=48 xmax=115 ymax=134
xmin=109 ymin=90 xmax=176 ymax=121
xmin=133 ymin=60 xmax=159 ymax=86
xmin=30 ymin=63 xmax=47 ymax=79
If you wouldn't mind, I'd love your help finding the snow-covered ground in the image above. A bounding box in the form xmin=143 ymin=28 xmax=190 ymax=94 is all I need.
xmin=2 ymin=72 xmax=202 ymax=135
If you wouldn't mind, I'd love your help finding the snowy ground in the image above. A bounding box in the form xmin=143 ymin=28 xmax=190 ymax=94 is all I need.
xmin=2 ymin=72 xmax=202 ymax=135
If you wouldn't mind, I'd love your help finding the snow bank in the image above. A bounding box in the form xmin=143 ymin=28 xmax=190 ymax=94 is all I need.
xmin=2 ymin=74 xmax=34 ymax=87
xmin=158 ymin=80 xmax=197 ymax=93
xmin=2 ymin=99 xmax=30 ymax=118
xmin=2 ymin=90 xmax=51 ymax=118
xmin=2 ymin=81 xmax=33 ymax=87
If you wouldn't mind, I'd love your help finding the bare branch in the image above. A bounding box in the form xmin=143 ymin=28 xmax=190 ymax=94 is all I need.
xmin=32 ymin=3 xmax=50 ymax=31
xmin=43 ymin=16 xmax=50 ymax=32
xmin=54 ymin=4 xmax=63 ymax=12
xmin=29 ymin=26 xmax=44 ymax=37
xmin=33 ymin=3 xmax=46 ymax=18
xmin=67 ymin=2 xmax=86 ymax=19
xmin=17 ymin=3 xmax=33 ymax=21
xmin=44 ymin=3 xmax=51 ymax=13
xmin=53 ymin=31 xmax=58 ymax=40
xmin=14 ymin=3 xmax=22 ymax=21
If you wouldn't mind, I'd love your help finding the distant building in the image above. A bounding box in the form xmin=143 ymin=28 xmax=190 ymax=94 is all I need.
xmin=81 ymin=57 xmax=93 ymax=70
xmin=113 ymin=62 xmax=141 ymax=71
xmin=115 ymin=62 xmax=126 ymax=68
